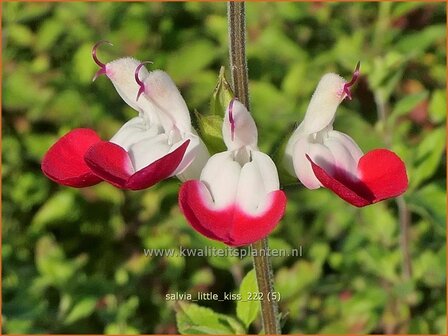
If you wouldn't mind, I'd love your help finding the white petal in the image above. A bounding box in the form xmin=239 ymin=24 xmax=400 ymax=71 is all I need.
xmin=200 ymin=151 xmax=241 ymax=208
xmin=176 ymin=132 xmax=210 ymax=181
xmin=323 ymin=137 xmax=358 ymax=180
xmin=140 ymin=70 xmax=192 ymax=133
xmin=110 ymin=117 xmax=161 ymax=151
xmin=324 ymin=130 xmax=363 ymax=180
xmin=236 ymin=160 xmax=265 ymax=214
xmin=236 ymin=151 xmax=280 ymax=215
xmin=223 ymin=100 xmax=258 ymax=150
xmin=106 ymin=58 xmax=159 ymax=124
xmin=292 ymin=136 xmax=335 ymax=189
xmin=327 ymin=130 xmax=363 ymax=162
xmin=284 ymin=122 xmax=306 ymax=176
xmin=127 ymin=134 xmax=170 ymax=172
xmin=302 ymin=73 xmax=346 ymax=134
xmin=250 ymin=151 xmax=280 ymax=192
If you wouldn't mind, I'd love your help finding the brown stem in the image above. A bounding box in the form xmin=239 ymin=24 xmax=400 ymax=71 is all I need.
xmin=228 ymin=1 xmax=250 ymax=108
xmin=227 ymin=2 xmax=280 ymax=334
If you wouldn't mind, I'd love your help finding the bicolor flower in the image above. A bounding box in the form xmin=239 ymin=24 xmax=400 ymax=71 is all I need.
xmin=179 ymin=100 xmax=287 ymax=246
xmin=285 ymin=63 xmax=408 ymax=207
xmin=42 ymin=42 xmax=209 ymax=190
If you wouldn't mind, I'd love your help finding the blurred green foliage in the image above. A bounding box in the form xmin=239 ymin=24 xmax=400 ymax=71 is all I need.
xmin=2 ymin=2 xmax=446 ymax=334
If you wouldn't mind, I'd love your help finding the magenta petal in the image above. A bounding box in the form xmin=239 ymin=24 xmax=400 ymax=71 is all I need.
xmin=179 ymin=180 xmax=286 ymax=247
xmin=126 ymin=140 xmax=190 ymax=190
xmin=84 ymin=141 xmax=134 ymax=188
xmin=41 ymin=128 xmax=102 ymax=187
xmin=307 ymin=154 xmax=372 ymax=207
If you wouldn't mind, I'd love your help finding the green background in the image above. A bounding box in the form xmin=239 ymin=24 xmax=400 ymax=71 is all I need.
xmin=2 ymin=2 xmax=446 ymax=334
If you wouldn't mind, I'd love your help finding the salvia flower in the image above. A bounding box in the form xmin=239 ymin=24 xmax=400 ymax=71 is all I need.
xmin=179 ymin=100 xmax=287 ymax=246
xmin=42 ymin=42 xmax=209 ymax=190
xmin=284 ymin=63 xmax=408 ymax=207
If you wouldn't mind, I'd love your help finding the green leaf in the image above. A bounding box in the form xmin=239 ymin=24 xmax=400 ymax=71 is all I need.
xmin=360 ymin=203 xmax=397 ymax=247
xmin=176 ymin=302 xmax=242 ymax=334
xmin=3 ymin=68 xmax=54 ymax=111
xmin=35 ymin=18 xmax=64 ymax=52
xmin=10 ymin=172 xmax=49 ymax=212
xmin=73 ymin=43 xmax=99 ymax=84
xmin=7 ymin=24 xmax=34 ymax=47
xmin=35 ymin=235 xmax=81 ymax=287
xmin=166 ymin=40 xmax=218 ymax=82
xmin=105 ymin=323 xmax=140 ymax=335
xmin=195 ymin=112 xmax=226 ymax=154
xmin=390 ymin=91 xmax=429 ymax=121
xmin=31 ymin=190 xmax=80 ymax=233
xmin=392 ymin=2 xmax=427 ymax=19
xmin=64 ymin=297 xmax=97 ymax=325
xmin=209 ymin=66 xmax=234 ymax=116
xmin=413 ymin=250 xmax=445 ymax=287
xmin=236 ymin=269 xmax=259 ymax=329
xmin=428 ymin=90 xmax=446 ymax=124
xmin=411 ymin=127 xmax=446 ymax=189
xmin=276 ymin=260 xmax=321 ymax=300
xmin=395 ymin=25 xmax=445 ymax=56
xmin=117 ymin=296 xmax=139 ymax=322
xmin=408 ymin=182 xmax=446 ymax=229
xmin=378 ymin=68 xmax=405 ymax=103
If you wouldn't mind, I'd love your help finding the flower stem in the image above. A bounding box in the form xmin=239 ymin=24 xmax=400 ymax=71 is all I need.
xmin=227 ymin=2 xmax=280 ymax=334
xmin=227 ymin=1 xmax=250 ymax=108
xmin=250 ymin=239 xmax=281 ymax=334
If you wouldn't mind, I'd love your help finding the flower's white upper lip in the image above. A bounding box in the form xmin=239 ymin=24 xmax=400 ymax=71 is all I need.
xmin=284 ymin=63 xmax=363 ymax=189
xmin=91 ymin=48 xmax=210 ymax=180
xmin=195 ymin=100 xmax=281 ymax=215
xmin=223 ymin=99 xmax=258 ymax=152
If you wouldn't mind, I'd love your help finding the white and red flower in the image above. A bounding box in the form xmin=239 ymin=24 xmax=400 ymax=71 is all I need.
xmin=179 ymin=100 xmax=287 ymax=246
xmin=41 ymin=42 xmax=209 ymax=190
xmin=285 ymin=63 xmax=408 ymax=207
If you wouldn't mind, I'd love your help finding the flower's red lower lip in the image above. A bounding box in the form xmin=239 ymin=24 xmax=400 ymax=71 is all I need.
xmin=41 ymin=128 xmax=102 ymax=188
xmin=84 ymin=139 xmax=190 ymax=190
xmin=179 ymin=180 xmax=286 ymax=247
xmin=306 ymin=149 xmax=408 ymax=207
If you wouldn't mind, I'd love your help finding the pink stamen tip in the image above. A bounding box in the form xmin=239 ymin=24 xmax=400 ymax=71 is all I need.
xmin=229 ymin=98 xmax=236 ymax=141
xmin=92 ymin=67 xmax=107 ymax=82
xmin=137 ymin=87 xmax=145 ymax=101
xmin=134 ymin=61 xmax=153 ymax=101
xmin=92 ymin=40 xmax=113 ymax=68
xmin=342 ymin=61 xmax=361 ymax=100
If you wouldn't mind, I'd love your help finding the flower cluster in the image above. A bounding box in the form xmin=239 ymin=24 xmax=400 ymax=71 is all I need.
xmin=42 ymin=44 xmax=408 ymax=247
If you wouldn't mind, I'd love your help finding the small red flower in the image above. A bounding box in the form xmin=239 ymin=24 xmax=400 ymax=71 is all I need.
xmin=179 ymin=100 xmax=287 ymax=246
